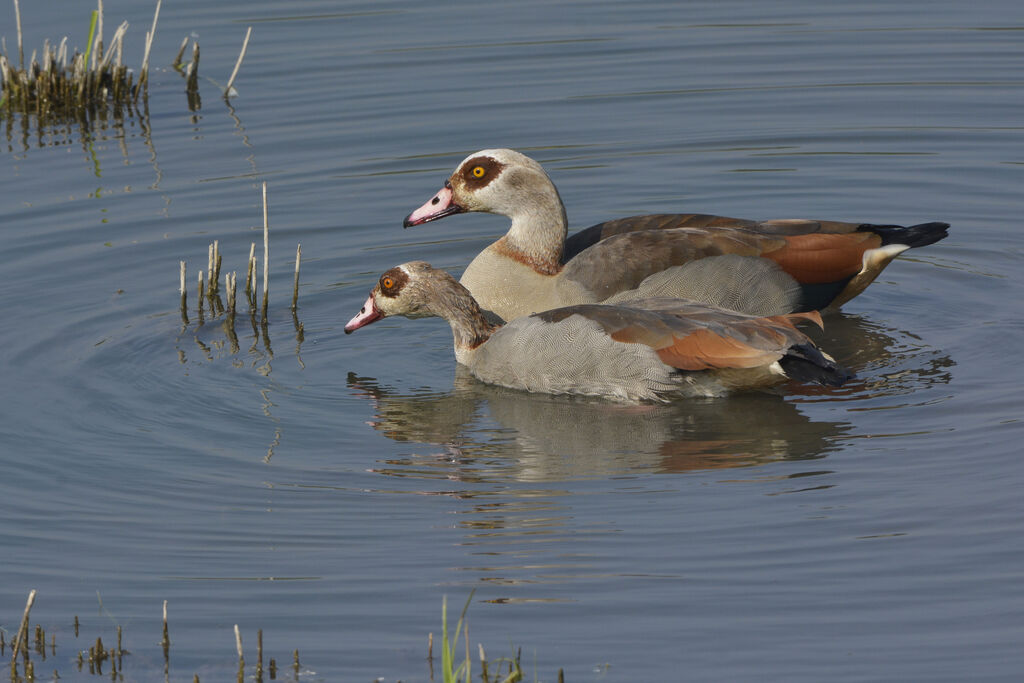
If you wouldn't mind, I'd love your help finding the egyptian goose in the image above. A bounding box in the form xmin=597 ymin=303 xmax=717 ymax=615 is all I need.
xmin=403 ymin=148 xmax=949 ymax=321
xmin=344 ymin=262 xmax=851 ymax=402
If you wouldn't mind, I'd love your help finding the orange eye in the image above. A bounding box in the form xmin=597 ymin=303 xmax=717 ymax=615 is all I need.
xmin=382 ymin=277 xmax=394 ymax=289
xmin=471 ymin=165 xmax=486 ymax=178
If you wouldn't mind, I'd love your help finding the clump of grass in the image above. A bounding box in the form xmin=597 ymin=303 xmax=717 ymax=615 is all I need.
xmin=440 ymin=593 xmax=473 ymax=683
xmin=435 ymin=592 xmax=526 ymax=683
xmin=0 ymin=0 xmax=163 ymax=119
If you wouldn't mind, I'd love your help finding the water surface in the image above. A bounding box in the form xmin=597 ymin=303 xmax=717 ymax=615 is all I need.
xmin=1 ymin=1 xmax=1022 ymax=680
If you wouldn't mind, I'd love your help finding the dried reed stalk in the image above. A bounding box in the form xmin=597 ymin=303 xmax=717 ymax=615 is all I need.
xmin=172 ymin=36 xmax=189 ymax=70
xmin=261 ymin=182 xmax=269 ymax=322
xmin=197 ymin=271 xmax=204 ymax=317
xmin=9 ymin=589 xmax=37 ymax=665
xmin=291 ymin=244 xmax=301 ymax=311
xmin=224 ymin=26 xmax=252 ymax=97
xmin=137 ymin=0 xmax=162 ymax=97
xmin=233 ymin=624 xmax=243 ymax=664
xmin=179 ymin=260 xmax=187 ymax=318
xmin=13 ymin=0 xmax=23 ymax=69
xmin=185 ymin=41 xmax=200 ymax=93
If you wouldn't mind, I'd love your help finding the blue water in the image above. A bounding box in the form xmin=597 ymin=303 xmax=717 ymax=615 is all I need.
xmin=1 ymin=0 xmax=1022 ymax=680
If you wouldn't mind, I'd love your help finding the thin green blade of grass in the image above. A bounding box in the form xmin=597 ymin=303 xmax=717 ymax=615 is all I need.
xmin=83 ymin=10 xmax=98 ymax=70
xmin=441 ymin=596 xmax=453 ymax=683
xmin=456 ymin=591 xmax=473 ymax=683
xmin=440 ymin=591 xmax=476 ymax=683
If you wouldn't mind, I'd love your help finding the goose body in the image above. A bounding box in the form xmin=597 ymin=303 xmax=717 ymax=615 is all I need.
xmin=345 ymin=262 xmax=851 ymax=402
xmin=403 ymin=148 xmax=949 ymax=321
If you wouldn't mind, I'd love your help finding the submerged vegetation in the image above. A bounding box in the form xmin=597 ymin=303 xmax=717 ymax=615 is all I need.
xmin=4 ymin=590 xmax=563 ymax=682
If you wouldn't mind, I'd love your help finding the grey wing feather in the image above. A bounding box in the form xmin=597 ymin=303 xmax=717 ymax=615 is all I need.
xmin=603 ymin=254 xmax=802 ymax=316
xmin=560 ymin=228 xmax=778 ymax=302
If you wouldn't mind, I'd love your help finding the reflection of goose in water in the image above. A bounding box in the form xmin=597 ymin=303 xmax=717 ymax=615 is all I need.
xmin=348 ymin=367 xmax=851 ymax=482
xmin=347 ymin=313 xmax=954 ymax=482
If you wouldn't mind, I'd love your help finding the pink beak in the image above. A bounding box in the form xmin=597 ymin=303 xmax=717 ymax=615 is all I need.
xmin=345 ymin=294 xmax=384 ymax=334
xmin=403 ymin=181 xmax=464 ymax=227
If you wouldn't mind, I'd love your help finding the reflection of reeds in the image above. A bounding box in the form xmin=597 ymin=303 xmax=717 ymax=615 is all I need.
xmin=0 ymin=0 xmax=162 ymax=118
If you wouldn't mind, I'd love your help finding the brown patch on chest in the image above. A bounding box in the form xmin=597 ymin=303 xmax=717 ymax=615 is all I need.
xmin=493 ymin=236 xmax=563 ymax=277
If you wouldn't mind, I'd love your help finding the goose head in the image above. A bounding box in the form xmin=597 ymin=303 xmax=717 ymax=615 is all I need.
xmin=345 ymin=262 xmax=497 ymax=354
xmin=345 ymin=262 xmax=438 ymax=333
xmin=403 ymin=149 xmax=566 ymax=229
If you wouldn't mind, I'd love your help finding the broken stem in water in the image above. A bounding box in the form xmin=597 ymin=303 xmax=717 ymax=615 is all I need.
xmin=291 ymin=243 xmax=301 ymax=311
xmin=233 ymin=624 xmax=243 ymax=665
xmin=226 ymin=271 xmax=237 ymax=317
xmin=197 ymin=270 xmax=205 ymax=319
xmin=245 ymin=242 xmax=256 ymax=298
xmin=13 ymin=0 xmax=24 ymax=70
xmin=172 ymin=35 xmax=189 ymax=70
xmin=211 ymin=240 xmax=221 ymax=292
xmin=137 ymin=0 xmax=162 ymax=96
xmin=224 ymin=26 xmax=252 ymax=97
xmin=10 ymin=589 xmax=36 ymax=666
xmin=180 ymin=260 xmax=188 ymax=322
xmin=261 ymin=182 xmax=269 ymax=323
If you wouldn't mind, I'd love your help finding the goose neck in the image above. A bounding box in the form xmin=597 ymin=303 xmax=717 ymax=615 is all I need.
xmin=429 ymin=282 xmax=499 ymax=358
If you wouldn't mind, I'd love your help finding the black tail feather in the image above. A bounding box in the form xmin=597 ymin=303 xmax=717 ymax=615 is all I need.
xmin=864 ymin=221 xmax=950 ymax=249
xmin=779 ymin=343 xmax=853 ymax=387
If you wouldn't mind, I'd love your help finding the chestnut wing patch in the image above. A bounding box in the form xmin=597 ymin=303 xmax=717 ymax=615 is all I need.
xmin=537 ymin=301 xmax=817 ymax=372
xmin=762 ymin=232 xmax=882 ymax=284
xmin=643 ymin=327 xmax=786 ymax=371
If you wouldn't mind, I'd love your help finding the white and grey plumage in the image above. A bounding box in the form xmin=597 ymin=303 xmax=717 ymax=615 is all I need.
xmin=345 ymin=262 xmax=851 ymax=403
xmin=402 ymin=148 xmax=949 ymax=321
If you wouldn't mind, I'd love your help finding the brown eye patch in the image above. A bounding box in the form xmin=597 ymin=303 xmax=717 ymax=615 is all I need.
xmin=459 ymin=156 xmax=506 ymax=190
xmin=378 ymin=267 xmax=408 ymax=298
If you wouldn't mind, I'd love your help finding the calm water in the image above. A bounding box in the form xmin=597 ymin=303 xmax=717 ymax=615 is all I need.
xmin=1 ymin=0 xmax=1022 ymax=680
